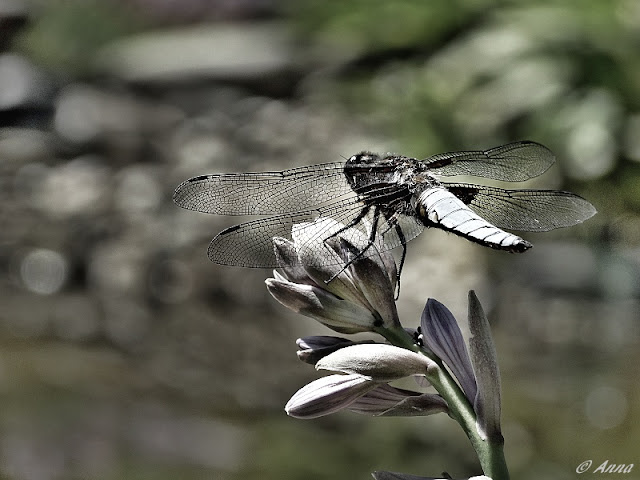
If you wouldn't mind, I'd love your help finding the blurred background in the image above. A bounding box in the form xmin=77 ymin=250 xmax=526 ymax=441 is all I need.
xmin=0 ymin=0 xmax=638 ymax=479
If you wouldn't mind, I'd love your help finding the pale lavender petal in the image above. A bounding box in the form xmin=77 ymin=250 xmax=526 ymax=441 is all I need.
xmin=291 ymin=219 xmax=352 ymax=281
xmin=292 ymin=219 xmax=376 ymax=308
xmin=378 ymin=393 xmax=448 ymax=417
xmin=347 ymin=384 xmax=419 ymax=414
xmin=327 ymin=233 xmax=396 ymax=291
xmin=297 ymin=335 xmax=353 ymax=350
xmin=334 ymin=237 xmax=400 ymax=328
xmin=468 ymin=291 xmax=502 ymax=442
xmin=271 ymin=270 xmax=288 ymax=282
xmin=285 ymin=374 xmax=377 ymax=419
xmin=265 ymin=278 xmax=376 ymax=333
xmin=316 ymin=344 xmax=436 ymax=382
xmin=420 ymin=299 xmax=477 ymax=403
xmin=378 ymin=245 xmax=398 ymax=289
xmin=348 ymin=384 xmax=448 ymax=417
xmin=291 ymin=219 xmax=344 ymax=270
xmin=272 ymin=237 xmax=316 ymax=285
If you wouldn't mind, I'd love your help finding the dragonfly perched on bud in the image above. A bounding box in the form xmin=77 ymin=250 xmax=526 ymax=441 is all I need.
xmin=173 ymin=141 xmax=596 ymax=274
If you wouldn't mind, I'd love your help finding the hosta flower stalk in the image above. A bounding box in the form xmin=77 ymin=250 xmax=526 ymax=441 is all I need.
xmin=266 ymin=219 xmax=509 ymax=479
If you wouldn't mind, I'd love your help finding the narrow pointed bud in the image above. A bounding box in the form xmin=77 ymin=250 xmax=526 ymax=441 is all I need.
xmin=316 ymin=344 xmax=437 ymax=382
xmin=285 ymin=374 xmax=377 ymax=419
xmin=296 ymin=336 xmax=372 ymax=365
xmin=420 ymin=299 xmax=477 ymax=403
xmin=468 ymin=290 xmax=502 ymax=443
xmin=272 ymin=237 xmax=316 ymax=285
xmin=265 ymin=278 xmax=376 ymax=333
xmin=334 ymin=238 xmax=400 ymax=328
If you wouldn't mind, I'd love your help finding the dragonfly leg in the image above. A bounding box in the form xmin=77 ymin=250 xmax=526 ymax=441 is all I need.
xmin=370 ymin=212 xmax=404 ymax=298
xmin=325 ymin=205 xmax=371 ymax=242
xmin=393 ymin=225 xmax=406 ymax=299
xmin=324 ymin=207 xmax=404 ymax=300
xmin=324 ymin=206 xmax=380 ymax=284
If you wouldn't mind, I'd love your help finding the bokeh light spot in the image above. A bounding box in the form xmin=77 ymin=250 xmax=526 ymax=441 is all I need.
xmin=584 ymin=385 xmax=628 ymax=430
xmin=20 ymin=248 xmax=68 ymax=295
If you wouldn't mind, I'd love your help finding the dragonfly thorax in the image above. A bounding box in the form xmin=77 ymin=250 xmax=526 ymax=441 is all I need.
xmin=344 ymin=152 xmax=437 ymax=193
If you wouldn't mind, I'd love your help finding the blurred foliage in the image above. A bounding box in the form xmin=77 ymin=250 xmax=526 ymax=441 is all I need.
xmin=242 ymin=416 xmax=478 ymax=480
xmin=17 ymin=0 xmax=147 ymax=76
xmin=293 ymin=1 xmax=640 ymax=158
xmin=289 ymin=0 xmax=488 ymax=53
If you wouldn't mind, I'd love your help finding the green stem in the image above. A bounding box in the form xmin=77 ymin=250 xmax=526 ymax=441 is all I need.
xmin=376 ymin=325 xmax=510 ymax=480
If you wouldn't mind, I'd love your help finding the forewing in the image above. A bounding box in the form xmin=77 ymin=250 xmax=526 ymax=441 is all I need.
xmin=446 ymin=183 xmax=597 ymax=232
xmin=208 ymin=211 xmax=322 ymax=267
xmin=424 ymin=141 xmax=555 ymax=182
xmin=173 ymin=162 xmax=353 ymax=215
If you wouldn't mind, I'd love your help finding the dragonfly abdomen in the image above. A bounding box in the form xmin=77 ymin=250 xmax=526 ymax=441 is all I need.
xmin=415 ymin=187 xmax=532 ymax=253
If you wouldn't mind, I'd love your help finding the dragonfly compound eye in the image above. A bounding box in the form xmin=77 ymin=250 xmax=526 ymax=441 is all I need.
xmin=348 ymin=152 xmax=380 ymax=165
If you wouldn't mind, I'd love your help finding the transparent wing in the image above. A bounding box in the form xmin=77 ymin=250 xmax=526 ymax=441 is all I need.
xmin=445 ymin=183 xmax=597 ymax=232
xmin=424 ymin=141 xmax=555 ymax=182
xmin=207 ymin=194 xmax=424 ymax=268
xmin=373 ymin=211 xmax=424 ymax=252
xmin=173 ymin=162 xmax=354 ymax=215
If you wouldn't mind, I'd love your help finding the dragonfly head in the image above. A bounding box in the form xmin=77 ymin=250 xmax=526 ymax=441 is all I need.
xmin=344 ymin=151 xmax=398 ymax=190
xmin=344 ymin=151 xmax=417 ymax=193
xmin=346 ymin=151 xmax=382 ymax=166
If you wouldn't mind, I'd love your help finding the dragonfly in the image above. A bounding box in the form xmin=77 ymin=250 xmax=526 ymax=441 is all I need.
xmin=173 ymin=141 xmax=596 ymax=273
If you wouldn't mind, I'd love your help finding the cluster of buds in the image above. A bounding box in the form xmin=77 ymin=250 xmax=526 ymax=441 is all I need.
xmin=265 ymin=218 xmax=505 ymax=480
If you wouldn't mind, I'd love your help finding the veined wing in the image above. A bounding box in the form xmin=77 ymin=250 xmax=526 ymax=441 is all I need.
xmin=173 ymin=162 xmax=353 ymax=215
xmin=208 ymin=193 xmax=424 ymax=267
xmin=445 ymin=183 xmax=597 ymax=232
xmin=424 ymin=141 xmax=555 ymax=182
